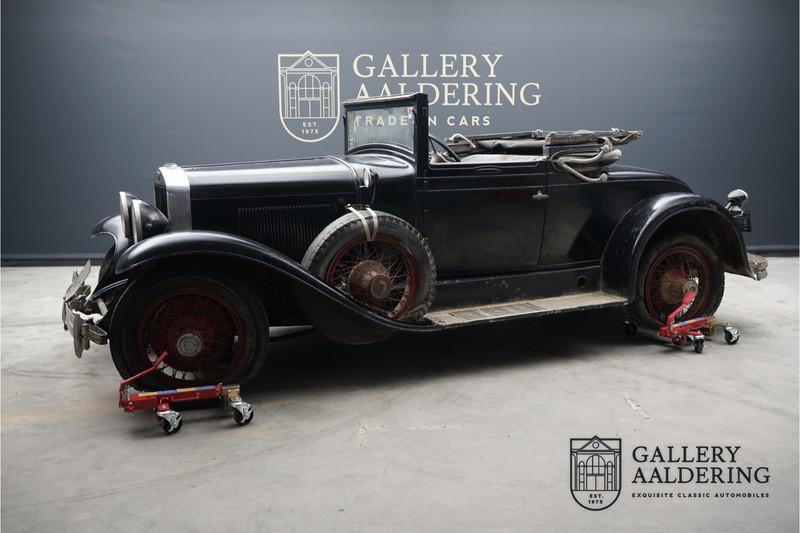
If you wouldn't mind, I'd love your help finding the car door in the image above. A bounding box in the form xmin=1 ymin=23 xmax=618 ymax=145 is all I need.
xmin=416 ymin=160 xmax=548 ymax=276
xmin=537 ymin=169 xmax=686 ymax=268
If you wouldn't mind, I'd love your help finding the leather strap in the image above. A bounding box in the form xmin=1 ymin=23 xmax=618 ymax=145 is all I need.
xmin=347 ymin=206 xmax=379 ymax=241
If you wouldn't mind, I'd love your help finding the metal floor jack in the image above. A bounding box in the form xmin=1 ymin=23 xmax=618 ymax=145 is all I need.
xmin=624 ymin=280 xmax=740 ymax=353
xmin=118 ymin=351 xmax=254 ymax=434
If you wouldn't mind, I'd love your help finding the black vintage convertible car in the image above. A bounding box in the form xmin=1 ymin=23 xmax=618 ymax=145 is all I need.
xmin=63 ymin=93 xmax=767 ymax=389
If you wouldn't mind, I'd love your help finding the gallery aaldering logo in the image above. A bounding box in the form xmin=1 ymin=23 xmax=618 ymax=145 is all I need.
xmin=570 ymin=437 xmax=622 ymax=511
xmin=278 ymin=51 xmax=341 ymax=143
xmin=277 ymin=51 xmax=543 ymax=141
xmin=569 ymin=438 xmax=772 ymax=508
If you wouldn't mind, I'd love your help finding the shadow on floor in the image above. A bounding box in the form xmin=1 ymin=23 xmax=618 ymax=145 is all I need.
xmin=244 ymin=308 xmax=667 ymax=399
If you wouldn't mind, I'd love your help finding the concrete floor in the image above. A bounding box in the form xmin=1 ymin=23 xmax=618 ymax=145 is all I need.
xmin=1 ymin=259 xmax=798 ymax=532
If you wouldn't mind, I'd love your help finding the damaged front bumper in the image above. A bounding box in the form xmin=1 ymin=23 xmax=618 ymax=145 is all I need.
xmin=62 ymin=260 xmax=109 ymax=358
xmin=747 ymin=253 xmax=768 ymax=281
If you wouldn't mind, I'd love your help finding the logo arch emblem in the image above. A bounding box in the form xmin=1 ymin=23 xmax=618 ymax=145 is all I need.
xmin=278 ymin=51 xmax=340 ymax=143
xmin=570 ymin=436 xmax=622 ymax=511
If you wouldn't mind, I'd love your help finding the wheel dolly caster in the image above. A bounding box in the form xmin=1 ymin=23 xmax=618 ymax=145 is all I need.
xmin=119 ymin=351 xmax=254 ymax=435
xmin=156 ymin=408 xmax=183 ymax=435
xmin=723 ymin=326 xmax=740 ymax=345
xmin=624 ymin=281 xmax=740 ymax=353
xmin=692 ymin=337 xmax=705 ymax=354
xmin=227 ymin=388 xmax=254 ymax=426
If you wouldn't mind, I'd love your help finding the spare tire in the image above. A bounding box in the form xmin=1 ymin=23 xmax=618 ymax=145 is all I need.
xmin=302 ymin=209 xmax=436 ymax=322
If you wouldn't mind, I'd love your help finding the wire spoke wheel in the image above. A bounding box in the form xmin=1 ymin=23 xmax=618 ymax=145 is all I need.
xmin=302 ymin=210 xmax=436 ymax=339
xmin=643 ymin=245 xmax=710 ymax=321
xmin=136 ymin=287 xmax=246 ymax=387
xmin=325 ymin=235 xmax=419 ymax=319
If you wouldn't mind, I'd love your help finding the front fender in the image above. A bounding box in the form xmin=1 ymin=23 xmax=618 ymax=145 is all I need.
xmin=89 ymin=214 xmax=133 ymax=298
xmin=114 ymin=231 xmax=440 ymax=343
xmin=602 ymin=193 xmax=753 ymax=298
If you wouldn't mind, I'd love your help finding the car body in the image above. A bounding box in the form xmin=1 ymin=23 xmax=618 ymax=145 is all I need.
xmin=62 ymin=93 xmax=767 ymax=389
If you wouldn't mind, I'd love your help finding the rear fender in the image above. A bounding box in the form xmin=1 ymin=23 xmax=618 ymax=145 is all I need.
xmin=114 ymin=231 xmax=440 ymax=343
xmin=601 ymin=193 xmax=753 ymax=298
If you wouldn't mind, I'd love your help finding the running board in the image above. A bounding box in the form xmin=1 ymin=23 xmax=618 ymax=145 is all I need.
xmin=425 ymin=291 xmax=628 ymax=328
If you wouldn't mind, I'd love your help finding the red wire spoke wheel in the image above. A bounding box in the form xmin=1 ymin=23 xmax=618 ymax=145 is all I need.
xmin=303 ymin=210 xmax=436 ymax=324
xmin=644 ymin=245 xmax=710 ymax=321
xmin=111 ymin=270 xmax=268 ymax=390
xmin=136 ymin=287 xmax=246 ymax=387
xmin=325 ymin=235 xmax=419 ymax=319
xmin=633 ymin=233 xmax=724 ymax=328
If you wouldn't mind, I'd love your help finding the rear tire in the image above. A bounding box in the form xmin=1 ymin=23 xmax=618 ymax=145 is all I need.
xmin=110 ymin=267 xmax=268 ymax=391
xmin=631 ymin=233 xmax=724 ymax=329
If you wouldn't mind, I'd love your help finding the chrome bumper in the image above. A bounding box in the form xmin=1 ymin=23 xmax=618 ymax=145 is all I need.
xmin=62 ymin=260 xmax=108 ymax=358
xmin=748 ymin=253 xmax=768 ymax=281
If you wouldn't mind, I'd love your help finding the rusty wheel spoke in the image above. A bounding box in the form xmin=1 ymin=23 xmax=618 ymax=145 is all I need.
xmin=325 ymin=236 xmax=419 ymax=319
xmin=138 ymin=287 xmax=247 ymax=388
xmin=644 ymin=245 xmax=710 ymax=322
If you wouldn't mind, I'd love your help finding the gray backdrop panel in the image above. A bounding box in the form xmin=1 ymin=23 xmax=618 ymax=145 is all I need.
xmin=2 ymin=0 xmax=798 ymax=259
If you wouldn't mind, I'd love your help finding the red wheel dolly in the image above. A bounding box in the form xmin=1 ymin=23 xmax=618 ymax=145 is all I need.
xmin=624 ymin=281 xmax=739 ymax=353
xmin=118 ymin=351 xmax=254 ymax=435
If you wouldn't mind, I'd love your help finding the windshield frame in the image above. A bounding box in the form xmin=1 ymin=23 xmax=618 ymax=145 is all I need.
xmin=343 ymin=93 xmax=428 ymax=170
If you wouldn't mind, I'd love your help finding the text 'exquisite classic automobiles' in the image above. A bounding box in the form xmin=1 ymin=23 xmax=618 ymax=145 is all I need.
xmin=62 ymin=93 xmax=767 ymax=389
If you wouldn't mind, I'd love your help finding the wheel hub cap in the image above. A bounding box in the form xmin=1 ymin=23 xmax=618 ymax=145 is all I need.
xmin=176 ymin=331 xmax=203 ymax=357
xmin=348 ymin=260 xmax=392 ymax=301
xmin=659 ymin=268 xmax=688 ymax=306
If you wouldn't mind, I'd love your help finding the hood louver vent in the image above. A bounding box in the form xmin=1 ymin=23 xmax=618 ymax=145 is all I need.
xmin=238 ymin=204 xmax=338 ymax=261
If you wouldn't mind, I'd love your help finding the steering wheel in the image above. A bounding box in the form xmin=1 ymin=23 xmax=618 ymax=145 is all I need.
xmin=428 ymin=135 xmax=461 ymax=162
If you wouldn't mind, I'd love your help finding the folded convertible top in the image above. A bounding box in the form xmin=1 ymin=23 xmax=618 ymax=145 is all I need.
xmin=449 ymin=128 xmax=641 ymax=156
xmin=446 ymin=129 xmax=642 ymax=183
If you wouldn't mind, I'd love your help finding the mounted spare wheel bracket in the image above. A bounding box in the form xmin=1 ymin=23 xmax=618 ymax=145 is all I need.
xmin=346 ymin=205 xmax=379 ymax=241
xmin=327 ymin=156 xmax=378 ymax=205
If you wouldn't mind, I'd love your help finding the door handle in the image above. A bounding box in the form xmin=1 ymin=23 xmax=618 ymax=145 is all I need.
xmin=532 ymin=190 xmax=549 ymax=201
xmin=474 ymin=166 xmax=502 ymax=174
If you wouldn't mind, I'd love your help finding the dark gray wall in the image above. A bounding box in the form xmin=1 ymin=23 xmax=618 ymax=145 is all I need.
xmin=2 ymin=0 xmax=798 ymax=259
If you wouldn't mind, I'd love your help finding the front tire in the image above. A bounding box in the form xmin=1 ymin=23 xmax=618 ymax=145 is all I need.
xmin=110 ymin=268 xmax=268 ymax=390
xmin=631 ymin=233 xmax=724 ymax=329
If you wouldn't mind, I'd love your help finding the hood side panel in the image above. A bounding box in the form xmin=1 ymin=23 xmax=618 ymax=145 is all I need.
xmin=184 ymin=157 xmax=355 ymax=260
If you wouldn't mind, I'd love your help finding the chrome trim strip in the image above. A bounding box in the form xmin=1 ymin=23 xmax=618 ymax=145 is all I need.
xmin=130 ymin=199 xmax=144 ymax=243
xmin=326 ymin=155 xmax=359 ymax=181
xmin=157 ymin=163 xmax=192 ymax=231
xmin=118 ymin=192 xmax=132 ymax=238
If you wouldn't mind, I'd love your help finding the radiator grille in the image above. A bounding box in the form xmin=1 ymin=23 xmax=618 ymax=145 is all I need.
xmin=154 ymin=184 xmax=168 ymax=218
xmin=238 ymin=203 xmax=338 ymax=260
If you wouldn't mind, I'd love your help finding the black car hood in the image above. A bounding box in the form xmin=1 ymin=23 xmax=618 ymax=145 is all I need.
xmin=183 ymin=154 xmax=415 ymax=200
